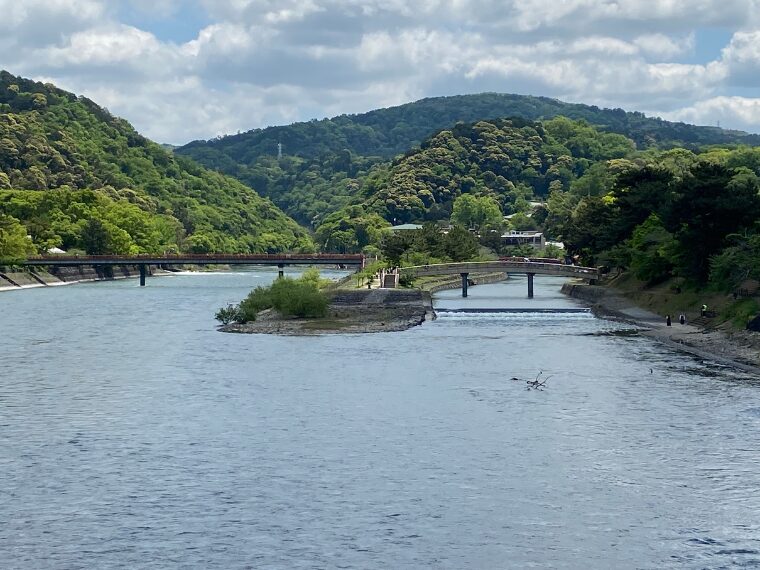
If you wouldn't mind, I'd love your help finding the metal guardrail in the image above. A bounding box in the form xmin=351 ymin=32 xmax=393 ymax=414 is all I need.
xmin=20 ymin=253 xmax=366 ymax=265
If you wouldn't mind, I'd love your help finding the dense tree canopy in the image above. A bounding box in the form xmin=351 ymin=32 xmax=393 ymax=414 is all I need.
xmin=0 ymin=71 xmax=312 ymax=255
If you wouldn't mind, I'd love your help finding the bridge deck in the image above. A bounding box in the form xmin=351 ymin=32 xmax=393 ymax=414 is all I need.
xmin=19 ymin=254 xmax=365 ymax=267
xmin=400 ymin=261 xmax=598 ymax=279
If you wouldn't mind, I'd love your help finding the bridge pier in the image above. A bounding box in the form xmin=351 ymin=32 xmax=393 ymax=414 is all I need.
xmin=461 ymin=272 xmax=469 ymax=297
xmin=527 ymin=272 xmax=534 ymax=298
xmin=139 ymin=264 xmax=147 ymax=287
xmin=278 ymin=263 xmax=285 ymax=279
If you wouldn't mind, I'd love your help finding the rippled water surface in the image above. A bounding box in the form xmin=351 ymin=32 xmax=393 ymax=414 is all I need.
xmin=2 ymin=271 xmax=760 ymax=569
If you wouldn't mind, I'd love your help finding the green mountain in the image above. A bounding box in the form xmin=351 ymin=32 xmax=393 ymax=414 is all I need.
xmin=180 ymin=92 xmax=760 ymax=161
xmin=312 ymin=116 xmax=638 ymax=251
xmin=176 ymin=93 xmax=760 ymax=229
xmin=0 ymin=71 xmax=312 ymax=257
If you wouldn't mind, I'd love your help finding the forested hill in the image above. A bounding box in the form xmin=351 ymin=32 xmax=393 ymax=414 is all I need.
xmin=0 ymin=71 xmax=312 ymax=257
xmin=178 ymin=92 xmax=760 ymax=164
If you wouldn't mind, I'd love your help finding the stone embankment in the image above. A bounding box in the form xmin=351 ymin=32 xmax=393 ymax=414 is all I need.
xmin=563 ymin=282 xmax=760 ymax=374
xmin=420 ymin=272 xmax=508 ymax=294
xmin=222 ymin=288 xmax=433 ymax=335
xmin=0 ymin=265 xmax=158 ymax=291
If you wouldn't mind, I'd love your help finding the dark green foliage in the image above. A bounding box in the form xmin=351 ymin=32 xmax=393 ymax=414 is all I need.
xmin=557 ymin=151 xmax=760 ymax=286
xmin=380 ymin=231 xmax=415 ymax=265
xmin=443 ymin=226 xmax=479 ymax=262
xmin=179 ymin=92 xmax=760 ymax=164
xmin=215 ymin=304 xmax=242 ymax=325
xmin=663 ymin=164 xmax=760 ymax=281
xmin=315 ymin=117 xmax=638 ymax=250
xmin=710 ymin=232 xmax=760 ymax=291
xmin=238 ymin=285 xmax=273 ymax=322
xmin=178 ymin=93 xmax=760 ymax=231
xmin=0 ymin=71 xmax=312 ymax=254
xmin=379 ymin=223 xmax=479 ymax=265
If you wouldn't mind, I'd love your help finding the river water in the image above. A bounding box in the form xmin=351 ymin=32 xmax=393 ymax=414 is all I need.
xmin=1 ymin=270 xmax=759 ymax=569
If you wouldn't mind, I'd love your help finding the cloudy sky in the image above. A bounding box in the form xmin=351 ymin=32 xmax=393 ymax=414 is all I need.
xmin=3 ymin=0 xmax=760 ymax=144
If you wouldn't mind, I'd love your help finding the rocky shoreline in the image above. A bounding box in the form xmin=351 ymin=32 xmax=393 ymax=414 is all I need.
xmin=220 ymin=288 xmax=433 ymax=335
xmin=220 ymin=272 xmax=507 ymax=336
xmin=563 ymin=282 xmax=760 ymax=374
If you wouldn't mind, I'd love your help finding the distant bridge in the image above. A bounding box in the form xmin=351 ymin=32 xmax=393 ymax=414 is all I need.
xmin=19 ymin=253 xmax=365 ymax=286
xmin=399 ymin=261 xmax=599 ymax=298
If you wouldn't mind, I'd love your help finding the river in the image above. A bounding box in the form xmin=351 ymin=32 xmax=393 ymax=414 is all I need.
xmin=1 ymin=270 xmax=759 ymax=569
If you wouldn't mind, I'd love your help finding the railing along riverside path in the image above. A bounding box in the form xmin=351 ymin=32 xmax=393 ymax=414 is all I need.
xmin=19 ymin=253 xmax=366 ymax=286
xmin=399 ymin=261 xmax=599 ymax=298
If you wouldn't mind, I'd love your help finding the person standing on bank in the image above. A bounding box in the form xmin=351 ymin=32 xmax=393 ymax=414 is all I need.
xmin=666 ymin=315 xmax=672 ymax=326
xmin=679 ymin=314 xmax=686 ymax=325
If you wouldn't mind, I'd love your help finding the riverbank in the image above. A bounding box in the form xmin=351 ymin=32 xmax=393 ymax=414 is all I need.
xmin=0 ymin=265 xmax=167 ymax=291
xmin=563 ymin=282 xmax=760 ymax=374
xmin=221 ymin=271 xmax=508 ymax=335
xmin=221 ymin=288 xmax=432 ymax=335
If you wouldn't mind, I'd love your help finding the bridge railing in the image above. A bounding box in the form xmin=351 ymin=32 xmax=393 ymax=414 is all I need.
xmin=400 ymin=261 xmax=599 ymax=278
xmin=24 ymin=253 xmax=366 ymax=263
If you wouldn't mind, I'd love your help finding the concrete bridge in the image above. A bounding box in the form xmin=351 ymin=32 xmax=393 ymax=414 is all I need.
xmin=399 ymin=261 xmax=599 ymax=298
xmin=19 ymin=253 xmax=365 ymax=286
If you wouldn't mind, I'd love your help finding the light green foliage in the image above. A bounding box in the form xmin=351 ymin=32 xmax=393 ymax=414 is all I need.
xmin=225 ymin=272 xmax=330 ymax=324
xmin=0 ymin=213 xmax=34 ymax=262
xmin=507 ymin=212 xmax=537 ymax=231
xmin=451 ymin=194 xmax=503 ymax=230
xmin=237 ymin=285 xmax=273 ymax=322
xmin=0 ymin=71 xmax=311 ymax=254
xmin=542 ymin=243 xmax=565 ymax=259
xmin=314 ymin=207 xmax=391 ymax=253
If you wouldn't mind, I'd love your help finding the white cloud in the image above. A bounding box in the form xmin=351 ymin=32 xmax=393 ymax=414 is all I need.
xmin=716 ymin=30 xmax=760 ymax=86
xmin=1 ymin=0 xmax=760 ymax=142
xmin=663 ymin=96 xmax=760 ymax=131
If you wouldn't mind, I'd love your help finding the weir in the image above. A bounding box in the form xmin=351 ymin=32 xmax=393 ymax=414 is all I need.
xmin=436 ymin=308 xmax=591 ymax=314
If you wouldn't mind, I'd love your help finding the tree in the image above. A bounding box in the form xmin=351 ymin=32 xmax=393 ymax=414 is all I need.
xmin=664 ymin=164 xmax=760 ymax=281
xmin=0 ymin=214 xmax=33 ymax=262
xmin=443 ymin=226 xmax=479 ymax=261
xmin=451 ymin=194 xmax=503 ymax=230
xmin=627 ymin=214 xmax=676 ymax=284
xmin=80 ymin=218 xmax=110 ymax=255
xmin=380 ymin=231 xmax=414 ymax=265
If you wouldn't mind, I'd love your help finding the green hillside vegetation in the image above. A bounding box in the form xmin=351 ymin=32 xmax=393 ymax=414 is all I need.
xmin=308 ymin=115 xmax=760 ymax=319
xmin=177 ymin=93 xmax=760 ymax=228
xmin=0 ymin=71 xmax=312 ymax=260
xmin=558 ymin=147 xmax=760 ymax=290
xmin=314 ymin=117 xmax=635 ymax=251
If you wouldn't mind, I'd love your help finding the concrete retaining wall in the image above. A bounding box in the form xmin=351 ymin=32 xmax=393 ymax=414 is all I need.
xmin=0 ymin=264 xmax=151 ymax=291
xmin=424 ymin=272 xmax=508 ymax=294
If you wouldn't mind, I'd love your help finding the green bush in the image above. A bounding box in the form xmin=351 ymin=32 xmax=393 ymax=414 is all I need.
xmin=269 ymin=278 xmax=328 ymax=318
xmin=230 ymin=274 xmax=329 ymax=322
xmin=721 ymin=298 xmax=760 ymax=328
xmin=238 ymin=285 xmax=273 ymax=322
xmin=215 ymin=304 xmax=241 ymax=325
